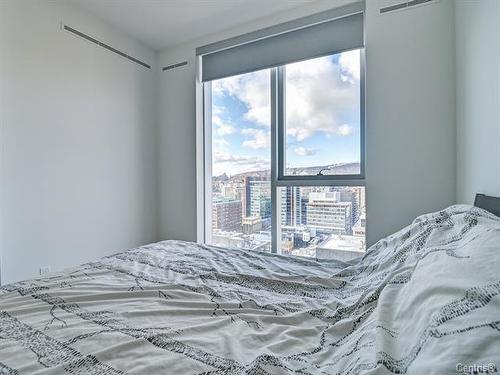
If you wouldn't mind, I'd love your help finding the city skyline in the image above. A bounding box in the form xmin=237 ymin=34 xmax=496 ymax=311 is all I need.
xmin=212 ymin=161 xmax=361 ymax=180
xmin=210 ymin=181 xmax=366 ymax=257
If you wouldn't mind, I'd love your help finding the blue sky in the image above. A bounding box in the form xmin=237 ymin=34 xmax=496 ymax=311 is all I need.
xmin=211 ymin=50 xmax=360 ymax=177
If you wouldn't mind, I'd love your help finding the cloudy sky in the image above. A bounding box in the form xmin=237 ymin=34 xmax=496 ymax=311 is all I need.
xmin=211 ymin=49 xmax=361 ymax=177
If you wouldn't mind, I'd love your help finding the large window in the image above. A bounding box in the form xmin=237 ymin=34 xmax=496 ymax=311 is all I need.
xmin=207 ymin=69 xmax=272 ymax=252
xmin=283 ymin=51 xmax=361 ymax=177
xmin=198 ymin=4 xmax=365 ymax=260
xmin=203 ymin=48 xmax=365 ymax=260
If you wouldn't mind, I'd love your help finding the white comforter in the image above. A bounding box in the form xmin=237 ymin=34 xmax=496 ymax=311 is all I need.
xmin=0 ymin=205 xmax=499 ymax=374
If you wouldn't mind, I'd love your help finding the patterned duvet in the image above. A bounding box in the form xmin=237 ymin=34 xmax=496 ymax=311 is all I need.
xmin=0 ymin=205 xmax=499 ymax=374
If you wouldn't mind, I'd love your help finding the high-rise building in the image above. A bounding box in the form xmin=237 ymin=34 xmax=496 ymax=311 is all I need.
xmin=221 ymin=182 xmax=244 ymax=201
xmin=281 ymin=237 xmax=294 ymax=254
xmin=281 ymin=186 xmax=307 ymax=227
xmin=353 ymin=212 xmax=366 ymax=237
xmin=248 ymin=179 xmax=271 ymax=219
xmin=242 ymin=216 xmax=262 ymax=234
xmin=337 ymin=188 xmax=359 ymax=226
xmin=212 ymin=196 xmax=242 ymax=232
xmin=243 ymin=176 xmax=269 ymax=218
xmin=281 ymin=187 xmax=292 ymax=226
xmin=306 ymin=192 xmax=352 ymax=234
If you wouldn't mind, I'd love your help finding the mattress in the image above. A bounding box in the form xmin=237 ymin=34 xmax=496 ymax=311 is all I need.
xmin=0 ymin=205 xmax=499 ymax=374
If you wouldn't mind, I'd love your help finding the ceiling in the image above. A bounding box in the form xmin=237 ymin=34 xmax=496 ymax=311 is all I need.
xmin=67 ymin=0 xmax=321 ymax=51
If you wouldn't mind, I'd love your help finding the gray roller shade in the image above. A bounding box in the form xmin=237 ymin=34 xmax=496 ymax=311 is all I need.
xmin=197 ymin=2 xmax=365 ymax=82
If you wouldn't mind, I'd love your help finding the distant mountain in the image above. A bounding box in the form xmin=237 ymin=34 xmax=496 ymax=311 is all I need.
xmin=213 ymin=162 xmax=360 ymax=181
xmin=218 ymin=173 xmax=229 ymax=181
xmin=287 ymin=162 xmax=360 ymax=177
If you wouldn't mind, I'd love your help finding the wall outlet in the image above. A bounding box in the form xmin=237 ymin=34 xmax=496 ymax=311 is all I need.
xmin=39 ymin=267 xmax=51 ymax=275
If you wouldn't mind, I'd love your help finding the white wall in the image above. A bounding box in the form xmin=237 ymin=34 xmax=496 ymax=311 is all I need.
xmin=157 ymin=0 xmax=456 ymax=246
xmin=365 ymin=0 xmax=456 ymax=241
xmin=0 ymin=0 xmax=158 ymax=284
xmin=455 ymin=0 xmax=500 ymax=204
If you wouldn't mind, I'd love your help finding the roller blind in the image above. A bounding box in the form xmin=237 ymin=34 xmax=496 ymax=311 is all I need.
xmin=197 ymin=2 xmax=365 ymax=82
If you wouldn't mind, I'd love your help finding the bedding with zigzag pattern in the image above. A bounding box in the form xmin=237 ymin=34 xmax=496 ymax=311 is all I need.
xmin=0 ymin=205 xmax=499 ymax=374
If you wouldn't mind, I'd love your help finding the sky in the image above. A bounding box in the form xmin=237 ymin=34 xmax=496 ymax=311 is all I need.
xmin=211 ymin=49 xmax=361 ymax=177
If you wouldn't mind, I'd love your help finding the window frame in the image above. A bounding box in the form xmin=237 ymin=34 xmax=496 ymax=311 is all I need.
xmin=199 ymin=48 xmax=366 ymax=254
xmin=276 ymin=50 xmax=366 ymax=185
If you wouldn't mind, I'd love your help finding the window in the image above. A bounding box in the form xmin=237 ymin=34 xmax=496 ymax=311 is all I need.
xmin=203 ymin=49 xmax=365 ymax=260
xmin=207 ymin=69 xmax=272 ymax=251
xmin=198 ymin=4 xmax=365 ymax=260
xmin=283 ymin=51 xmax=362 ymax=177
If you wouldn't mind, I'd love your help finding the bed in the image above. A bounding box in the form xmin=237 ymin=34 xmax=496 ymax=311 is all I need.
xmin=1 ymin=203 xmax=499 ymax=374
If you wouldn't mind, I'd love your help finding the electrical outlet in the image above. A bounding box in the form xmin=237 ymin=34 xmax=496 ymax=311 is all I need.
xmin=39 ymin=267 xmax=51 ymax=275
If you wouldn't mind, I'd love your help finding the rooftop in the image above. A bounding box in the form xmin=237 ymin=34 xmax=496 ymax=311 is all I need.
xmin=318 ymin=235 xmax=365 ymax=253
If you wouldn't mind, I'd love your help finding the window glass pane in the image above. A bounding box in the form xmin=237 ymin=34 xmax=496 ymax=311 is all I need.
xmin=209 ymin=69 xmax=272 ymax=252
xmin=279 ymin=186 xmax=365 ymax=260
xmin=284 ymin=49 xmax=361 ymax=176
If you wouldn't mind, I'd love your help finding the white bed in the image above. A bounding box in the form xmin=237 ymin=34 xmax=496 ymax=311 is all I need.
xmin=1 ymin=205 xmax=499 ymax=374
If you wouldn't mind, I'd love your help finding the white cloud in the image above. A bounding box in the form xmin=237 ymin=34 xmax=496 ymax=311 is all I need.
xmin=336 ymin=124 xmax=354 ymax=136
xmin=217 ymin=121 xmax=234 ymax=136
xmin=212 ymin=51 xmax=360 ymax=164
xmin=212 ymin=107 xmax=234 ymax=136
xmin=214 ymin=153 xmax=256 ymax=163
xmin=212 ymin=105 xmax=224 ymax=116
xmin=213 ymin=152 xmax=269 ymax=176
xmin=212 ymin=137 xmax=229 ymax=154
xmin=285 ymin=53 xmax=360 ymax=141
xmin=339 ymin=49 xmax=361 ymax=83
xmin=293 ymin=146 xmax=317 ymax=156
xmin=212 ymin=70 xmax=270 ymax=126
xmin=241 ymin=128 xmax=269 ymax=149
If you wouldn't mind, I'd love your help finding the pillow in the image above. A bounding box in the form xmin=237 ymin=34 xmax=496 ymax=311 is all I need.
xmin=474 ymin=193 xmax=500 ymax=217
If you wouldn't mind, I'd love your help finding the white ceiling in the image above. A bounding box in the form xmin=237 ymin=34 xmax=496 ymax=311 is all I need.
xmin=67 ymin=0 xmax=321 ymax=51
